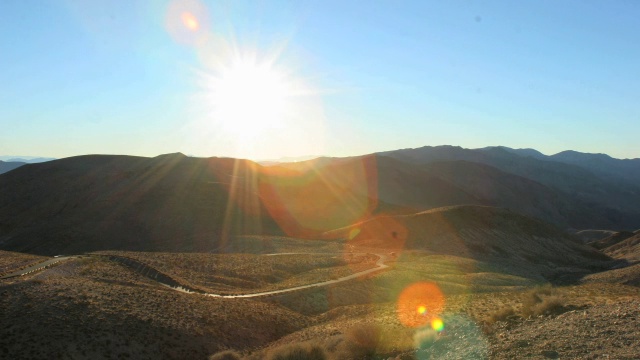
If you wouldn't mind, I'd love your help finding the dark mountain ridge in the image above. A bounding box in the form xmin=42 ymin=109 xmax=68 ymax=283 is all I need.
xmin=378 ymin=145 xmax=640 ymax=229
xmin=0 ymin=154 xmax=283 ymax=255
xmin=2 ymin=146 xmax=639 ymax=255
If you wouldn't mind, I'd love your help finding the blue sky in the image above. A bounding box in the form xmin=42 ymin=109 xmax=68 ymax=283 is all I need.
xmin=1 ymin=0 xmax=639 ymax=160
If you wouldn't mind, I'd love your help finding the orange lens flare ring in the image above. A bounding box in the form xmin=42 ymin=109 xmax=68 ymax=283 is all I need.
xmin=397 ymin=282 xmax=445 ymax=328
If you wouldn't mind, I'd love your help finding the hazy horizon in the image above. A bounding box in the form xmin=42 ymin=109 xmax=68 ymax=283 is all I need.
xmin=2 ymin=1 xmax=640 ymax=160
xmin=4 ymin=143 xmax=640 ymax=163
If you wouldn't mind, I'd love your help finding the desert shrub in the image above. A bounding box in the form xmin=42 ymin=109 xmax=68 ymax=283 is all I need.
xmin=528 ymin=295 xmax=566 ymax=316
xmin=269 ymin=343 xmax=327 ymax=360
xmin=341 ymin=323 xmax=381 ymax=359
xmin=522 ymin=285 xmax=566 ymax=317
xmin=522 ymin=286 xmax=552 ymax=311
xmin=209 ymin=350 xmax=241 ymax=360
xmin=485 ymin=306 xmax=517 ymax=324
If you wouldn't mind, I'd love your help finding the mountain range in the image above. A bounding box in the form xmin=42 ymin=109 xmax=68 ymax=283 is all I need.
xmin=0 ymin=146 xmax=639 ymax=255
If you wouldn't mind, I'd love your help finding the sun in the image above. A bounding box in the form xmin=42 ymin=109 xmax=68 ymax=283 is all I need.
xmin=204 ymin=58 xmax=292 ymax=140
xmin=188 ymin=39 xmax=326 ymax=159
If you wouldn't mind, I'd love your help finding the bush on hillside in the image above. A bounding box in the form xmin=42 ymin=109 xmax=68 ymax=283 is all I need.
xmin=269 ymin=343 xmax=327 ymax=360
xmin=522 ymin=285 xmax=567 ymax=317
xmin=341 ymin=323 xmax=381 ymax=359
xmin=209 ymin=350 xmax=241 ymax=360
xmin=485 ymin=306 xmax=517 ymax=324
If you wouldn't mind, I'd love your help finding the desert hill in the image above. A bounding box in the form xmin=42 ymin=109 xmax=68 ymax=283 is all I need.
xmin=2 ymin=149 xmax=640 ymax=255
xmin=327 ymin=205 xmax=610 ymax=281
xmin=588 ymin=231 xmax=635 ymax=250
xmin=377 ymin=145 xmax=640 ymax=228
xmin=601 ymin=232 xmax=640 ymax=262
xmin=575 ymin=229 xmax=618 ymax=243
xmin=287 ymin=154 xmax=637 ymax=229
xmin=0 ymin=154 xmax=286 ymax=255
xmin=549 ymin=150 xmax=640 ymax=185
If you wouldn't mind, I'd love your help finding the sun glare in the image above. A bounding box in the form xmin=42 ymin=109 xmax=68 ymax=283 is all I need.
xmin=172 ymin=0 xmax=327 ymax=158
xmin=204 ymin=59 xmax=292 ymax=139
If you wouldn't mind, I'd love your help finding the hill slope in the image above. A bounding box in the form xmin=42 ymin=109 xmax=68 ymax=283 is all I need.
xmin=377 ymin=145 xmax=640 ymax=229
xmin=327 ymin=205 xmax=610 ymax=281
xmin=2 ymin=149 xmax=639 ymax=255
xmin=290 ymin=154 xmax=637 ymax=230
xmin=0 ymin=154 xmax=285 ymax=255
xmin=602 ymin=233 xmax=640 ymax=262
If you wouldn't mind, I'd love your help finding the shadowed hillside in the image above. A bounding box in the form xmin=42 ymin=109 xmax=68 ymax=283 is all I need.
xmin=602 ymin=232 xmax=640 ymax=262
xmin=2 ymin=151 xmax=640 ymax=255
xmin=289 ymin=154 xmax=638 ymax=230
xmin=326 ymin=205 xmax=611 ymax=282
xmin=0 ymin=154 xmax=285 ymax=255
xmin=589 ymin=231 xmax=635 ymax=250
xmin=377 ymin=145 xmax=640 ymax=229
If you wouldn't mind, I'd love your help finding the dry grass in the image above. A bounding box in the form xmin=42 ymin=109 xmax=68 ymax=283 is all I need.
xmin=339 ymin=323 xmax=382 ymax=359
xmin=3 ymin=246 xmax=640 ymax=360
xmin=521 ymin=286 xmax=567 ymax=317
xmin=484 ymin=306 xmax=517 ymax=324
xmin=95 ymin=251 xmax=378 ymax=295
xmin=0 ymin=257 xmax=308 ymax=359
xmin=268 ymin=343 xmax=328 ymax=360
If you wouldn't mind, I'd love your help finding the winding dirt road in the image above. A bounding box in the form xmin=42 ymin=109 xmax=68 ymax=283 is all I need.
xmin=0 ymin=256 xmax=81 ymax=279
xmin=1 ymin=252 xmax=390 ymax=298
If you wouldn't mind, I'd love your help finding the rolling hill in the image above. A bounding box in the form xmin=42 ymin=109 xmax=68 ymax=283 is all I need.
xmin=378 ymin=145 xmax=640 ymax=229
xmin=1 ymin=147 xmax=639 ymax=255
xmin=327 ymin=205 xmax=609 ymax=270
xmin=286 ymin=154 xmax=639 ymax=230
xmin=0 ymin=154 xmax=285 ymax=255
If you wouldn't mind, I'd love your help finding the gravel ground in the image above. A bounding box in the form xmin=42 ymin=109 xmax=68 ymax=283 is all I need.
xmin=487 ymin=298 xmax=640 ymax=359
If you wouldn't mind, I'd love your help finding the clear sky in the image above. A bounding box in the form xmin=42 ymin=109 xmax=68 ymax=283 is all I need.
xmin=1 ymin=0 xmax=639 ymax=160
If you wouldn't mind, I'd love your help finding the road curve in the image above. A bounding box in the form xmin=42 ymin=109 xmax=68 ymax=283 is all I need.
xmin=0 ymin=256 xmax=81 ymax=279
xmin=205 ymin=253 xmax=388 ymax=298
xmin=1 ymin=252 xmax=390 ymax=298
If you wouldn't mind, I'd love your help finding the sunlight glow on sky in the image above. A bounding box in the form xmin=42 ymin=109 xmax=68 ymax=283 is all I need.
xmin=1 ymin=0 xmax=639 ymax=160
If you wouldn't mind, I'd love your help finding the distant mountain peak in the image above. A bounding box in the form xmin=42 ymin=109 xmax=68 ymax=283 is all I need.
xmin=154 ymin=152 xmax=187 ymax=159
xmin=552 ymin=150 xmax=613 ymax=160
xmin=0 ymin=156 xmax=55 ymax=163
xmin=480 ymin=146 xmax=546 ymax=159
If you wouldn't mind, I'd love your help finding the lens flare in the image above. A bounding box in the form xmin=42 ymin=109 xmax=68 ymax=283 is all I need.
xmin=431 ymin=318 xmax=444 ymax=332
xmin=397 ymin=282 xmax=445 ymax=328
xmin=258 ymin=156 xmax=378 ymax=237
xmin=346 ymin=215 xmax=407 ymax=253
xmin=181 ymin=12 xmax=199 ymax=30
xmin=165 ymin=0 xmax=209 ymax=45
